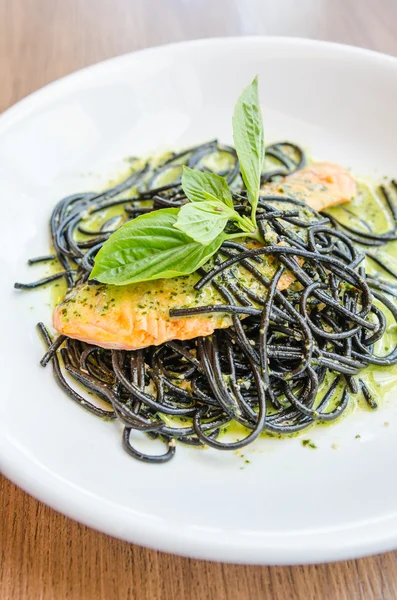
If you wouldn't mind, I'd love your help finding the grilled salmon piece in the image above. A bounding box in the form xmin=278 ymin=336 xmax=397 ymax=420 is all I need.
xmin=54 ymin=276 xmax=230 ymax=350
xmin=53 ymin=162 xmax=356 ymax=350
xmin=263 ymin=162 xmax=356 ymax=211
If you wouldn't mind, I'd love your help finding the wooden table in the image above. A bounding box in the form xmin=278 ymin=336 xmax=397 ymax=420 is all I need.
xmin=1 ymin=1 xmax=397 ymax=598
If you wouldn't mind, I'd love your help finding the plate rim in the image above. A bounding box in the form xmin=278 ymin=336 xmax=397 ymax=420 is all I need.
xmin=2 ymin=35 xmax=397 ymax=565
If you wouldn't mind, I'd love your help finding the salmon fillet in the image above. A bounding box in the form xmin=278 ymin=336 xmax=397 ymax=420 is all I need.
xmin=53 ymin=162 xmax=356 ymax=350
xmin=263 ymin=162 xmax=356 ymax=211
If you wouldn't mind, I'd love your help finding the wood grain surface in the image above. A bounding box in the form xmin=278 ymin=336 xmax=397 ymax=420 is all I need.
xmin=1 ymin=1 xmax=397 ymax=598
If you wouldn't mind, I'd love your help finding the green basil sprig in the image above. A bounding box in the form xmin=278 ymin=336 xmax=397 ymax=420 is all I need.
xmin=91 ymin=77 xmax=265 ymax=286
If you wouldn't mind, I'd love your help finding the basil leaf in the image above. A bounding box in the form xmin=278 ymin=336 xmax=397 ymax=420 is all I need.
xmin=174 ymin=200 xmax=234 ymax=245
xmin=232 ymin=76 xmax=265 ymax=219
xmin=182 ymin=166 xmax=234 ymax=209
xmin=90 ymin=208 xmax=225 ymax=285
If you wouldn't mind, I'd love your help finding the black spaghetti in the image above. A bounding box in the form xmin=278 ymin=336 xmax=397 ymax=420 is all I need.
xmin=15 ymin=141 xmax=397 ymax=463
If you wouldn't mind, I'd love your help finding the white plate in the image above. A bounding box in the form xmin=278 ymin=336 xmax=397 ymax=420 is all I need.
xmin=2 ymin=37 xmax=397 ymax=565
